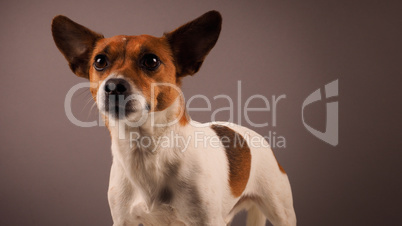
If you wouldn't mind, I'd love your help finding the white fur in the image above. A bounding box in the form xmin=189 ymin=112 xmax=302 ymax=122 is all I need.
xmin=97 ymin=77 xmax=296 ymax=225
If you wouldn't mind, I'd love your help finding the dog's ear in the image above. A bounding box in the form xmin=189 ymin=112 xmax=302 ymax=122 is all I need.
xmin=165 ymin=11 xmax=222 ymax=77
xmin=51 ymin=15 xmax=104 ymax=79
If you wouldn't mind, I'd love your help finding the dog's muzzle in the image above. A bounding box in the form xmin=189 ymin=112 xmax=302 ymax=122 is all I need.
xmin=103 ymin=78 xmax=134 ymax=118
xmin=97 ymin=77 xmax=149 ymax=121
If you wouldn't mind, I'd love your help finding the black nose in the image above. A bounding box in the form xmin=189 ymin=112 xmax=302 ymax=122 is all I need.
xmin=104 ymin=78 xmax=130 ymax=95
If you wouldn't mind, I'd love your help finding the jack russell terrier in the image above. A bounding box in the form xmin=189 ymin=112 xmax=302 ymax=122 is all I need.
xmin=52 ymin=10 xmax=296 ymax=226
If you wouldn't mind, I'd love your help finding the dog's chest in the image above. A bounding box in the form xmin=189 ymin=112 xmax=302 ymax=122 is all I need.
xmin=108 ymin=163 xmax=185 ymax=225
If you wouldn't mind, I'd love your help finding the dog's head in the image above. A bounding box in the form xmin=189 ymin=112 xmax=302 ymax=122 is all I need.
xmin=52 ymin=11 xmax=221 ymax=124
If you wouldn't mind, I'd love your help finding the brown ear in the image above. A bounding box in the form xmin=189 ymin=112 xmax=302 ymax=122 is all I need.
xmin=51 ymin=15 xmax=104 ymax=79
xmin=165 ymin=10 xmax=222 ymax=77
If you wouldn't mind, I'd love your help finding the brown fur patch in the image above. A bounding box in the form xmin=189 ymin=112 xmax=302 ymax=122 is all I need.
xmin=272 ymin=153 xmax=286 ymax=174
xmin=210 ymin=125 xmax=251 ymax=197
xmin=278 ymin=163 xmax=286 ymax=174
xmin=178 ymin=111 xmax=189 ymax=126
xmin=88 ymin=35 xmax=181 ymax=113
xmin=177 ymin=97 xmax=189 ymax=126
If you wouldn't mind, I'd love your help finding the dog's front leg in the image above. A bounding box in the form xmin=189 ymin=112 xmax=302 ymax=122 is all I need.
xmin=108 ymin=162 xmax=144 ymax=226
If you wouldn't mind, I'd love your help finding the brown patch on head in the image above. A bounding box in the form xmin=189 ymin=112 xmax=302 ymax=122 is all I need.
xmin=210 ymin=125 xmax=251 ymax=197
xmin=52 ymin=11 xmax=222 ymax=127
xmin=88 ymin=35 xmax=181 ymax=113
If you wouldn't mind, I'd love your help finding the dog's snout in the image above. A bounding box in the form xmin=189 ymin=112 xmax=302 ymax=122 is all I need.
xmin=104 ymin=78 xmax=130 ymax=95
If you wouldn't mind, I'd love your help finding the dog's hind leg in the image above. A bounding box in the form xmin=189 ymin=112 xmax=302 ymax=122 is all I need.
xmin=246 ymin=204 xmax=266 ymax=226
xmin=251 ymin=172 xmax=296 ymax=226
xmin=253 ymin=195 xmax=296 ymax=226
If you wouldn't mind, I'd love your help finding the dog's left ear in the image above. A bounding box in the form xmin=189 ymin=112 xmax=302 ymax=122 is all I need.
xmin=165 ymin=11 xmax=222 ymax=77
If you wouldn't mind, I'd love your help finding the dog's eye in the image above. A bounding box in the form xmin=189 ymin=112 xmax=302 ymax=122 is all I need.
xmin=141 ymin=54 xmax=160 ymax=71
xmin=94 ymin=54 xmax=108 ymax=71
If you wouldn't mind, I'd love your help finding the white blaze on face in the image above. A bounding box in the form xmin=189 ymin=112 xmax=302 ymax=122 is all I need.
xmin=96 ymin=73 xmax=149 ymax=124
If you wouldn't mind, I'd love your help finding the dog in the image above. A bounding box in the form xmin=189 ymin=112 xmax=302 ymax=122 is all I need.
xmin=52 ymin=10 xmax=296 ymax=226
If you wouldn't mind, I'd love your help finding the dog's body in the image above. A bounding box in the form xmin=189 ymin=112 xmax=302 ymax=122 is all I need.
xmin=52 ymin=11 xmax=296 ymax=226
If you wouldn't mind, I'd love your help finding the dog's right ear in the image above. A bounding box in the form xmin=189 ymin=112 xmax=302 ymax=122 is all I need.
xmin=51 ymin=16 xmax=104 ymax=79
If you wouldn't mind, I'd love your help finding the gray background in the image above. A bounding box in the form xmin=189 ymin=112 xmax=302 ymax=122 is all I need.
xmin=0 ymin=0 xmax=401 ymax=225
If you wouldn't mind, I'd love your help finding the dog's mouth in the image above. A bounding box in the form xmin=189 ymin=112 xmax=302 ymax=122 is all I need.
xmin=107 ymin=106 xmax=133 ymax=119
xmin=104 ymin=95 xmax=135 ymax=119
xmin=112 ymin=105 xmax=132 ymax=115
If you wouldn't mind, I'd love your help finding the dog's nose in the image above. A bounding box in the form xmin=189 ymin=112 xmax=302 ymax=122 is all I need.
xmin=104 ymin=78 xmax=130 ymax=95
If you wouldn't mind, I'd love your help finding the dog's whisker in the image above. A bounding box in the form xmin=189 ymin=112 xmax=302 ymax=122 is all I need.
xmin=80 ymin=96 xmax=95 ymax=113
xmin=77 ymin=88 xmax=91 ymax=97
xmin=88 ymin=102 xmax=98 ymax=118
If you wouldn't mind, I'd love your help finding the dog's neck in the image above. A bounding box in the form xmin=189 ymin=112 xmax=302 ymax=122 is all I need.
xmin=107 ymin=97 xmax=188 ymax=205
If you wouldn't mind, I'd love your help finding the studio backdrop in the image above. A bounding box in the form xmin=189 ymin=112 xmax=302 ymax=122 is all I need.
xmin=0 ymin=0 xmax=400 ymax=225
